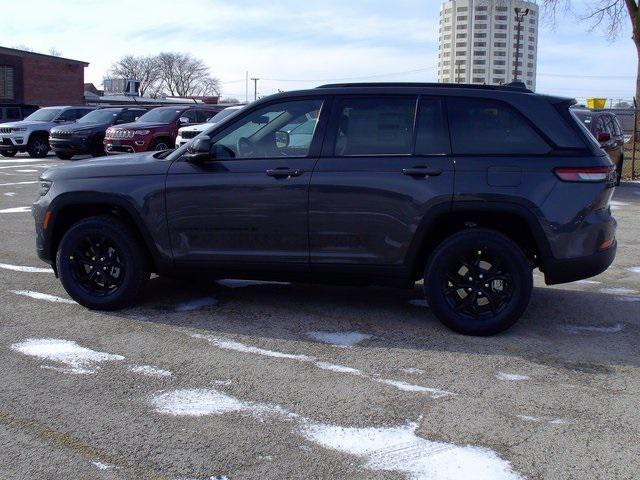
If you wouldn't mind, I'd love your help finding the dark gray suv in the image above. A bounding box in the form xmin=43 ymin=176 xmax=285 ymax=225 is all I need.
xmin=33 ymin=83 xmax=617 ymax=335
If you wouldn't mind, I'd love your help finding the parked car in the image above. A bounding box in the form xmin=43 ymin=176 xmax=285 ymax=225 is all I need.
xmin=175 ymin=105 xmax=244 ymax=147
xmin=0 ymin=104 xmax=39 ymax=124
xmin=572 ymin=108 xmax=625 ymax=185
xmin=104 ymin=106 xmax=220 ymax=154
xmin=33 ymin=82 xmax=617 ymax=336
xmin=0 ymin=106 xmax=95 ymax=158
xmin=49 ymin=107 xmax=148 ymax=160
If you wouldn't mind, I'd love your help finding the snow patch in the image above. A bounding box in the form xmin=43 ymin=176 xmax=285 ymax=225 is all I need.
xmin=0 ymin=206 xmax=30 ymax=213
xmin=175 ymin=297 xmax=218 ymax=311
xmin=217 ymin=278 xmax=290 ymax=288
xmin=562 ymin=323 xmax=624 ymax=334
xmin=11 ymin=290 xmax=75 ymax=304
xmin=92 ymin=461 xmax=114 ymax=470
xmin=306 ymin=331 xmax=371 ymax=348
xmin=377 ymin=379 xmax=455 ymax=399
xmin=408 ymin=299 xmax=429 ymax=308
xmin=600 ymin=287 xmax=638 ymax=295
xmin=4 ymin=192 xmax=15 ymax=196
xmin=516 ymin=415 xmax=566 ymax=425
xmin=301 ymin=422 xmax=522 ymax=480
xmin=0 ymin=263 xmax=52 ymax=273
xmin=129 ymin=365 xmax=172 ymax=378
xmin=315 ymin=362 xmax=362 ymax=375
xmin=401 ymin=368 xmax=425 ymax=375
xmin=193 ymin=334 xmax=313 ymax=361
xmin=609 ymin=200 xmax=628 ymax=210
xmin=496 ymin=372 xmax=530 ymax=381
xmin=11 ymin=338 xmax=124 ymax=374
xmin=627 ymin=267 xmax=640 ymax=274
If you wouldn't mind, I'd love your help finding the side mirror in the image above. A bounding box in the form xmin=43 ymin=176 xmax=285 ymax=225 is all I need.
xmin=597 ymin=132 xmax=611 ymax=143
xmin=179 ymin=116 xmax=190 ymax=125
xmin=275 ymin=130 xmax=290 ymax=148
xmin=184 ymin=137 xmax=211 ymax=163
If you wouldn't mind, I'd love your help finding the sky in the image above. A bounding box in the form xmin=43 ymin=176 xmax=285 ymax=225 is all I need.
xmin=0 ymin=0 xmax=636 ymax=103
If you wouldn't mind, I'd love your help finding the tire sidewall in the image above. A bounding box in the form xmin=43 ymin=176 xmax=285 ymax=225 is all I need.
xmin=424 ymin=230 xmax=532 ymax=336
xmin=28 ymin=135 xmax=49 ymax=158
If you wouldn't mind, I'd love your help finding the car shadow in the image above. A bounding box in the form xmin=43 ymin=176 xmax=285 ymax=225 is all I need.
xmin=112 ymin=274 xmax=640 ymax=372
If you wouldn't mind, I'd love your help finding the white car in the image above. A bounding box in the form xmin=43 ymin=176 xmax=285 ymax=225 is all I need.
xmin=175 ymin=105 xmax=244 ymax=148
xmin=0 ymin=106 xmax=95 ymax=158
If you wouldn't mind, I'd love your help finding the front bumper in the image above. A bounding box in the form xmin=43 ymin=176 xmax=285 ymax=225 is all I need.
xmin=104 ymin=138 xmax=148 ymax=154
xmin=0 ymin=136 xmax=26 ymax=150
xmin=50 ymin=137 xmax=91 ymax=155
xmin=543 ymin=240 xmax=617 ymax=285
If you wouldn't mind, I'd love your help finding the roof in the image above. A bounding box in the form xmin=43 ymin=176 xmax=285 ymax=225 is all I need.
xmin=317 ymin=81 xmax=532 ymax=93
xmin=0 ymin=46 xmax=89 ymax=66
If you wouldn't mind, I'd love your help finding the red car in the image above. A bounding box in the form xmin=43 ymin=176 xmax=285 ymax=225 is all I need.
xmin=104 ymin=105 xmax=220 ymax=154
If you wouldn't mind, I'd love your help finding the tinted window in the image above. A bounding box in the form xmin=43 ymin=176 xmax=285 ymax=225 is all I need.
xmin=447 ymin=97 xmax=550 ymax=155
xmin=6 ymin=107 xmax=20 ymax=120
xmin=212 ymin=99 xmax=322 ymax=159
xmin=24 ymin=108 xmax=63 ymax=122
xmin=57 ymin=109 xmax=80 ymax=121
xmin=415 ymin=97 xmax=450 ymax=155
xmin=118 ymin=109 xmax=143 ymax=123
xmin=137 ymin=108 xmax=183 ymax=123
xmin=196 ymin=110 xmax=212 ymax=123
xmin=182 ymin=110 xmax=199 ymax=123
xmin=334 ymin=97 xmax=416 ymax=156
xmin=77 ymin=109 xmax=120 ymax=124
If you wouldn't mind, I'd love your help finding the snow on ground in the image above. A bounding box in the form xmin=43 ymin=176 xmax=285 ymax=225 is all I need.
xmin=0 ymin=263 xmax=52 ymax=273
xmin=609 ymin=200 xmax=629 ymax=210
xmin=128 ymin=365 xmax=172 ymax=378
xmin=301 ymin=422 xmax=523 ymax=480
xmin=92 ymin=461 xmax=114 ymax=470
xmin=11 ymin=290 xmax=75 ymax=304
xmin=575 ymin=279 xmax=601 ymax=285
xmin=496 ymin=372 xmax=530 ymax=381
xmin=599 ymin=287 xmax=638 ymax=295
xmin=315 ymin=362 xmax=362 ymax=375
xmin=216 ymin=279 xmax=290 ymax=288
xmin=515 ymin=415 xmax=566 ymax=425
xmin=3 ymin=192 xmax=15 ymax=196
xmin=562 ymin=323 xmax=624 ymax=334
xmin=0 ymin=206 xmax=31 ymax=213
xmin=11 ymin=338 xmax=124 ymax=374
xmin=174 ymin=297 xmax=218 ymax=311
xmin=376 ymin=379 xmax=455 ymax=399
xmin=401 ymin=368 xmax=425 ymax=375
xmin=627 ymin=267 xmax=640 ymax=274
xmin=193 ymin=334 xmax=313 ymax=361
xmin=305 ymin=331 xmax=371 ymax=347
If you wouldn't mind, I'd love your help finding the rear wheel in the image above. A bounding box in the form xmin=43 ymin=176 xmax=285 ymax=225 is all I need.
xmin=424 ymin=229 xmax=533 ymax=336
xmin=27 ymin=134 xmax=49 ymax=158
xmin=0 ymin=149 xmax=17 ymax=157
xmin=56 ymin=216 xmax=150 ymax=310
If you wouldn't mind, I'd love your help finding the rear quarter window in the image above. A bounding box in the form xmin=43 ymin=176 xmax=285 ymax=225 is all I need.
xmin=446 ymin=97 xmax=551 ymax=155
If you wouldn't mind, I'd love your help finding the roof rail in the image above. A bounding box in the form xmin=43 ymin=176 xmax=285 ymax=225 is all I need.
xmin=316 ymin=82 xmax=532 ymax=93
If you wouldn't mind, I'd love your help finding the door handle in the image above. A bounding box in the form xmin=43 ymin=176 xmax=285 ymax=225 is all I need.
xmin=402 ymin=167 xmax=443 ymax=177
xmin=266 ymin=168 xmax=304 ymax=178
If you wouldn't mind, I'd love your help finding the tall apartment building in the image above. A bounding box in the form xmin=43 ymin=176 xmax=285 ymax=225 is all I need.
xmin=438 ymin=0 xmax=539 ymax=90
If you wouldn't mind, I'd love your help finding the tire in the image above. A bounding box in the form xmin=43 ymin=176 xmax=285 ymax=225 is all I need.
xmin=424 ymin=229 xmax=533 ymax=336
xmin=56 ymin=216 xmax=150 ymax=310
xmin=55 ymin=152 xmax=73 ymax=160
xmin=615 ymin=158 xmax=624 ymax=186
xmin=150 ymin=138 xmax=171 ymax=151
xmin=27 ymin=134 xmax=50 ymax=158
xmin=0 ymin=149 xmax=17 ymax=157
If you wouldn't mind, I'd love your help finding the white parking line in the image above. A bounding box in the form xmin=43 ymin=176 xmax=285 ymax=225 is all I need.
xmin=10 ymin=290 xmax=75 ymax=304
xmin=0 ymin=206 xmax=31 ymax=213
xmin=0 ymin=263 xmax=52 ymax=273
xmin=0 ymin=181 xmax=38 ymax=187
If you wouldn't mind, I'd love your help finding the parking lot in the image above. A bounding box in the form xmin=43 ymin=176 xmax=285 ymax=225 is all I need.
xmin=0 ymin=154 xmax=639 ymax=479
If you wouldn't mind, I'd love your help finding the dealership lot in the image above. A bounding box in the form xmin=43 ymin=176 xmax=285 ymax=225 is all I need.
xmin=0 ymin=155 xmax=639 ymax=479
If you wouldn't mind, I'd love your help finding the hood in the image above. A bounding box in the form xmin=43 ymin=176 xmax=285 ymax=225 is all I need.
xmin=180 ymin=123 xmax=211 ymax=133
xmin=51 ymin=123 xmax=108 ymax=134
xmin=41 ymin=151 xmax=173 ymax=181
xmin=110 ymin=121 xmax=170 ymax=130
xmin=2 ymin=120 xmax=52 ymax=129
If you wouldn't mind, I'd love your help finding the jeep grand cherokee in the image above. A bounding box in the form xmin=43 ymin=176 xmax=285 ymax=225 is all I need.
xmin=33 ymin=82 xmax=617 ymax=336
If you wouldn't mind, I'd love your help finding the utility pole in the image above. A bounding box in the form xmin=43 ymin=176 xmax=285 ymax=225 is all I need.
xmin=513 ymin=7 xmax=529 ymax=82
xmin=250 ymin=77 xmax=259 ymax=101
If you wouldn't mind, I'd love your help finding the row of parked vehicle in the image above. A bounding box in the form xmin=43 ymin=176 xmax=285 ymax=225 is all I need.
xmin=0 ymin=103 xmax=242 ymax=160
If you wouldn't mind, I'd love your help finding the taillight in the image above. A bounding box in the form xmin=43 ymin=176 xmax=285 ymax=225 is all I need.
xmin=554 ymin=166 xmax=611 ymax=182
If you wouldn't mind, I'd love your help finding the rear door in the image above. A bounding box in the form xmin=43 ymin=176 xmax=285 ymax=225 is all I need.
xmin=309 ymin=95 xmax=454 ymax=273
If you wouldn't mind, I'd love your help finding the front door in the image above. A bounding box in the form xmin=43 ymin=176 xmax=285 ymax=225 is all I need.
xmin=165 ymin=97 xmax=327 ymax=269
xmin=309 ymin=95 xmax=455 ymax=273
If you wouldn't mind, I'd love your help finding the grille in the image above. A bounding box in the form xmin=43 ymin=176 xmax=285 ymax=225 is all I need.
xmin=181 ymin=130 xmax=199 ymax=139
xmin=107 ymin=129 xmax=135 ymax=139
xmin=0 ymin=127 xmax=12 ymax=134
xmin=50 ymin=131 xmax=72 ymax=139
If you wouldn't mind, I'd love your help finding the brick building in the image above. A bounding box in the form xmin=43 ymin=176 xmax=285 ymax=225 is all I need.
xmin=0 ymin=46 xmax=88 ymax=107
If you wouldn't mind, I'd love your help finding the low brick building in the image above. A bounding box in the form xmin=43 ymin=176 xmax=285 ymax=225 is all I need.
xmin=0 ymin=46 xmax=88 ymax=107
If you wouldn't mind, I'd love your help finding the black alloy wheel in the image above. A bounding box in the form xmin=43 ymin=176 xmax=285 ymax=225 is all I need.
xmin=67 ymin=234 xmax=126 ymax=297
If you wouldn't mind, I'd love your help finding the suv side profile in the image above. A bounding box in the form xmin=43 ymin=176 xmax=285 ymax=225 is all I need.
xmin=33 ymin=83 xmax=617 ymax=336
xmin=0 ymin=106 xmax=95 ymax=158
xmin=104 ymin=106 xmax=220 ymax=154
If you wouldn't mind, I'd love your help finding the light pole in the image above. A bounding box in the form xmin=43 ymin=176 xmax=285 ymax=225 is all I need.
xmin=250 ymin=77 xmax=259 ymax=101
xmin=513 ymin=7 xmax=529 ymax=83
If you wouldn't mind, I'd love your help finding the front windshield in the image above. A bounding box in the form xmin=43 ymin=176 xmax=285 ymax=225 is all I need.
xmin=136 ymin=108 xmax=183 ymax=123
xmin=24 ymin=108 xmax=63 ymax=122
xmin=209 ymin=108 xmax=242 ymax=123
xmin=77 ymin=109 xmax=120 ymax=124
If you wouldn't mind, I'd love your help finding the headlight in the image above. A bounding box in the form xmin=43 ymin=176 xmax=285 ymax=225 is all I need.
xmin=134 ymin=130 xmax=150 ymax=135
xmin=12 ymin=127 xmax=27 ymax=132
xmin=39 ymin=180 xmax=52 ymax=196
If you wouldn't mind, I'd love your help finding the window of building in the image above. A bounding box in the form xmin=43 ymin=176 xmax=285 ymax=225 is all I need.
xmin=496 ymin=15 xmax=507 ymax=21
xmin=474 ymin=32 xmax=487 ymax=38
xmin=474 ymin=42 xmax=486 ymax=47
xmin=473 ymin=68 xmax=486 ymax=74
xmin=495 ymin=42 xmax=506 ymax=48
xmin=0 ymin=66 xmax=15 ymax=100
xmin=495 ymin=51 xmax=506 ymax=57
xmin=472 ymin=77 xmax=485 ymax=83
xmin=456 ymin=33 xmax=467 ymax=39
xmin=495 ymin=24 xmax=507 ymax=30
xmin=456 ymin=51 xmax=467 ymax=56
xmin=475 ymin=23 xmax=487 ymax=29
xmin=494 ymin=60 xmax=506 ymax=65
xmin=493 ymin=69 xmax=505 ymax=75
xmin=474 ymin=59 xmax=486 ymax=65
xmin=447 ymin=97 xmax=550 ymax=155
xmin=475 ymin=5 xmax=487 ymax=11
xmin=456 ymin=42 xmax=467 ymax=48
xmin=474 ymin=50 xmax=486 ymax=56
xmin=457 ymin=6 xmax=468 ymax=12
xmin=494 ymin=33 xmax=507 ymax=38
xmin=475 ymin=14 xmax=487 ymax=20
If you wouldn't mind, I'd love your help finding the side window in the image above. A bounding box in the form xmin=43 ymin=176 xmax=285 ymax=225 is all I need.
xmin=334 ymin=97 xmax=416 ymax=156
xmin=6 ymin=107 xmax=20 ymax=120
xmin=211 ymin=99 xmax=322 ymax=159
xmin=447 ymin=97 xmax=551 ymax=155
xmin=196 ymin=110 xmax=212 ymax=123
xmin=593 ymin=117 xmax=606 ymax=136
xmin=56 ymin=109 xmax=78 ymax=121
xmin=602 ymin=116 xmax=615 ymax=135
xmin=118 ymin=110 xmax=140 ymax=123
xmin=74 ymin=109 xmax=91 ymax=120
xmin=183 ymin=110 xmax=199 ymax=123
xmin=415 ymin=97 xmax=450 ymax=155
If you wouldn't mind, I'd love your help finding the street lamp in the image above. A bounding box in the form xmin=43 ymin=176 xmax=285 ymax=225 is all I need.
xmin=513 ymin=7 xmax=530 ymax=82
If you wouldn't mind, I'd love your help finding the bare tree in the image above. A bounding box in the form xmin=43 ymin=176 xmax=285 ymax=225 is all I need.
xmin=541 ymin=1 xmax=640 ymax=100
xmin=48 ymin=47 xmax=62 ymax=57
xmin=220 ymin=97 xmax=241 ymax=103
xmin=156 ymin=52 xmax=220 ymax=97
xmin=107 ymin=55 xmax=161 ymax=97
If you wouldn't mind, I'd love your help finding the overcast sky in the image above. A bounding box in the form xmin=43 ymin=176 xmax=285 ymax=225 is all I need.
xmin=1 ymin=0 xmax=635 ymax=102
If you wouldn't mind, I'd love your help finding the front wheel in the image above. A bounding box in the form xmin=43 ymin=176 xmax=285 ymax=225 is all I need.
xmin=27 ymin=135 xmax=50 ymax=158
xmin=424 ymin=229 xmax=533 ymax=336
xmin=0 ymin=149 xmax=17 ymax=157
xmin=56 ymin=216 xmax=150 ymax=310
xmin=150 ymin=138 xmax=171 ymax=151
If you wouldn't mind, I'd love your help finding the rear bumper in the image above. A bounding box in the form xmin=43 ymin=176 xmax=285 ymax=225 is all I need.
xmin=543 ymin=240 xmax=616 ymax=285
